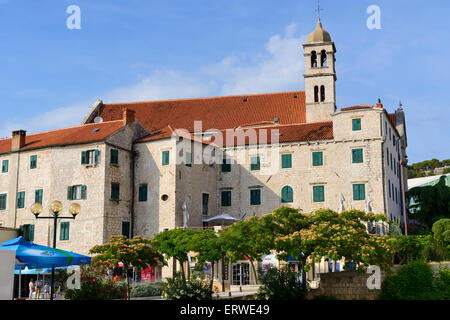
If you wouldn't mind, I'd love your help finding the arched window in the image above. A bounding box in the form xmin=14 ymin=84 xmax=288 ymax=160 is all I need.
xmin=281 ymin=186 xmax=293 ymax=203
xmin=314 ymin=86 xmax=319 ymax=103
xmin=320 ymin=50 xmax=327 ymax=67
xmin=320 ymin=85 xmax=325 ymax=102
xmin=311 ymin=51 xmax=317 ymax=68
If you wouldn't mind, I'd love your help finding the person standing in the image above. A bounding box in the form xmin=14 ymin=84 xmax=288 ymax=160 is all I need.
xmin=35 ymin=279 xmax=42 ymax=299
xmin=43 ymin=282 xmax=50 ymax=299
xmin=28 ymin=279 xmax=35 ymax=299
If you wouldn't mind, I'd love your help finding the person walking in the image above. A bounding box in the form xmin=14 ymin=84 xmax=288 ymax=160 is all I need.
xmin=28 ymin=279 xmax=35 ymax=299
xmin=43 ymin=282 xmax=50 ymax=299
xmin=35 ymin=278 xmax=42 ymax=299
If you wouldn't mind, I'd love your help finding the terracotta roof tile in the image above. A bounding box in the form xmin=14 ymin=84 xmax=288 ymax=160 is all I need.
xmin=388 ymin=113 xmax=396 ymax=126
xmin=0 ymin=121 xmax=124 ymax=154
xmin=340 ymin=105 xmax=375 ymax=111
xmin=97 ymin=91 xmax=306 ymax=133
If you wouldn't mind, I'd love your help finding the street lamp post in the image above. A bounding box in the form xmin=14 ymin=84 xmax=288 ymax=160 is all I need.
xmin=30 ymin=201 xmax=80 ymax=301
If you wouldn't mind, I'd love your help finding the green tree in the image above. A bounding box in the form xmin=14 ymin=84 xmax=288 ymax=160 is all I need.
xmin=407 ymin=175 xmax=450 ymax=229
xmin=89 ymin=235 xmax=164 ymax=299
xmin=430 ymin=218 xmax=450 ymax=260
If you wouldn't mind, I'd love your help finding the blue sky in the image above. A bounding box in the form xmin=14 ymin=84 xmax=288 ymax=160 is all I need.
xmin=0 ymin=0 xmax=448 ymax=163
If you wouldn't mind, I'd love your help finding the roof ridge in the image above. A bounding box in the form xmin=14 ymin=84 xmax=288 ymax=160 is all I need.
xmin=102 ymin=91 xmax=306 ymax=106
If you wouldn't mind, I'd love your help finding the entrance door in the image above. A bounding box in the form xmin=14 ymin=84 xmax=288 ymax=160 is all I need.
xmin=232 ymin=263 xmax=250 ymax=286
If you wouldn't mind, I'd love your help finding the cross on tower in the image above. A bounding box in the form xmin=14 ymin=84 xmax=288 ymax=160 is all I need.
xmin=315 ymin=1 xmax=324 ymax=18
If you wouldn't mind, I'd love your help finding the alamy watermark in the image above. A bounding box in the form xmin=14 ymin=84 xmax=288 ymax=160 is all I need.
xmin=66 ymin=268 xmax=81 ymax=290
xmin=366 ymin=265 xmax=381 ymax=289
xmin=66 ymin=5 xmax=81 ymax=30
xmin=367 ymin=5 xmax=381 ymax=30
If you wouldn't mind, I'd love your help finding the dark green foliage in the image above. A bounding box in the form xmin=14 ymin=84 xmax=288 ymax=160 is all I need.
xmin=431 ymin=219 xmax=450 ymax=261
xmin=381 ymin=261 xmax=444 ymax=300
xmin=256 ymin=267 xmax=306 ymax=300
xmin=130 ymin=282 xmax=162 ymax=298
xmin=390 ymin=235 xmax=431 ymax=264
xmin=407 ymin=176 xmax=450 ymax=229
xmin=161 ymin=272 xmax=213 ymax=300
xmin=407 ymin=158 xmax=449 ymax=178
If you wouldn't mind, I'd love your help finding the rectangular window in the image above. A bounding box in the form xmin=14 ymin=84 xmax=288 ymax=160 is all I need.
xmin=388 ymin=180 xmax=391 ymax=198
xmin=352 ymin=118 xmax=361 ymax=131
xmin=352 ymin=149 xmax=363 ymax=163
xmin=67 ymin=185 xmax=87 ymax=200
xmin=395 ymin=187 xmax=398 ymax=204
xmin=222 ymin=158 xmax=231 ymax=172
xmin=2 ymin=160 xmax=8 ymax=173
xmin=110 ymin=149 xmax=119 ymax=165
xmin=0 ymin=194 xmax=7 ymax=210
xmin=353 ymin=184 xmax=365 ymax=201
xmin=30 ymin=155 xmax=37 ymax=169
xmin=250 ymin=189 xmax=261 ymax=206
xmin=60 ymin=222 xmax=70 ymax=241
xmin=313 ymin=186 xmax=324 ymax=202
xmin=162 ymin=151 xmax=170 ymax=166
xmin=138 ymin=184 xmax=148 ymax=202
xmin=17 ymin=191 xmax=25 ymax=209
xmin=250 ymin=156 xmax=260 ymax=171
xmin=122 ymin=221 xmax=130 ymax=238
xmin=281 ymin=154 xmax=292 ymax=169
xmin=202 ymin=193 xmax=209 ymax=216
xmin=389 ymin=127 xmax=391 ymax=141
xmin=21 ymin=224 xmax=34 ymax=241
xmin=81 ymin=149 xmax=99 ymax=165
xmin=185 ymin=152 xmax=192 ymax=167
xmin=386 ymin=149 xmax=389 ymax=166
xmin=221 ymin=190 xmax=232 ymax=207
xmin=312 ymin=152 xmax=323 ymax=166
xmin=111 ymin=183 xmax=120 ymax=200
xmin=35 ymin=189 xmax=43 ymax=204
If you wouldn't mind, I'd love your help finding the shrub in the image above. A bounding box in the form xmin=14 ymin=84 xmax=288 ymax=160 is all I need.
xmin=381 ymin=261 xmax=443 ymax=300
xmin=256 ymin=267 xmax=306 ymax=300
xmin=161 ymin=272 xmax=213 ymax=300
xmin=130 ymin=282 xmax=162 ymax=298
xmin=435 ymin=266 xmax=450 ymax=299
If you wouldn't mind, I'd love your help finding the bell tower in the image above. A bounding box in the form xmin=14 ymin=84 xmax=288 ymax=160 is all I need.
xmin=303 ymin=18 xmax=337 ymax=122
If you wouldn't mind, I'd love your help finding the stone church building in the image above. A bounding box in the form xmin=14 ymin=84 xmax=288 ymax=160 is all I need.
xmin=0 ymin=19 xmax=408 ymax=283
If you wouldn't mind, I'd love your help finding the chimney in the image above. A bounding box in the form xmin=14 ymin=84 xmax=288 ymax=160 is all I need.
xmin=123 ymin=108 xmax=135 ymax=125
xmin=376 ymin=98 xmax=384 ymax=109
xmin=11 ymin=130 xmax=26 ymax=150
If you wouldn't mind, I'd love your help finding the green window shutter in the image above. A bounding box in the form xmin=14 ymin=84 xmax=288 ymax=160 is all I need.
xmin=81 ymin=185 xmax=87 ymax=200
xmin=122 ymin=221 xmax=130 ymax=238
xmin=35 ymin=189 xmax=43 ymax=204
xmin=0 ymin=194 xmax=6 ymax=210
xmin=94 ymin=149 xmax=99 ymax=164
xmin=29 ymin=225 xmax=34 ymax=241
xmin=111 ymin=183 xmax=120 ymax=200
xmin=81 ymin=151 xmax=87 ymax=165
xmin=388 ymin=180 xmax=391 ymax=198
xmin=60 ymin=222 xmax=70 ymax=241
xmin=250 ymin=156 xmax=260 ymax=171
xmin=313 ymin=186 xmax=324 ymax=202
xmin=250 ymin=189 xmax=261 ymax=205
xmin=185 ymin=152 xmax=192 ymax=167
xmin=2 ymin=160 xmax=8 ymax=173
xmin=110 ymin=149 xmax=119 ymax=165
xmin=139 ymin=185 xmax=148 ymax=202
xmin=352 ymin=149 xmax=363 ymax=163
xmin=17 ymin=191 xmax=25 ymax=208
xmin=30 ymin=155 xmax=37 ymax=169
xmin=352 ymin=118 xmax=361 ymax=131
xmin=353 ymin=184 xmax=365 ymax=201
xmin=162 ymin=151 xmax=170 ymax=166
xmin=221 ymin=191 xmax=231 ymax=207
xmin=281 ymin=186 xmax=293 ymax=203
xmin=222 ymin=159 xmax=231 ymax=172
xmin=312 ymin=152 xmax=323 ymax=166
xmin=281 ymin=154 xmax=292 ymax=169
xmin=67 ymin=186 xmax=73 ymax=200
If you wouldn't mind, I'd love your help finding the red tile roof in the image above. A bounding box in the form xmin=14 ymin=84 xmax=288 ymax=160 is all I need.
xmin=0 ymin=121 xmax=124 ymax=154
xmin=340 ymin=105 xmax=375 ymax=111
xmin=388 ymin=113 xmax=396 ymax=126
xmin=97 ymin=91 xmax=307 ymax=134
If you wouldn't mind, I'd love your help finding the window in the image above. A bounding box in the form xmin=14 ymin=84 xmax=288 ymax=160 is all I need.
xmin=111 ymin=183 xmax=120 ymax=200
xmin=395 ymin=187 xmax=398 ymax=204
xmin=60 ymin=222 xmax=70 ymax=241
xmin=21 ymin=224 xmax=34 ymax=241
xmin=250 ymin=156 xmax=260 ymax=171
xmin=17 ymin=191 xmax=25 ymax=208
xmin=250 ymin=189 xmax=261 ymax=206
xmin=81 ymin=150 xmax=99 ymax=165
xmin=162 ymin=151 xmax=170 ymax=166
xmin=352 ymin=149 xmax=363 ymax=163
xmin=390 ymin=153 xmax=393 ymax=170
xmin=0 ymin=194 xmax=6 ymax=210
xmin=320 ymin=85 xmax=325 ymax=102
xmin=389 ymin=127 xmax=391 ymax=141
xmin=281 ymin=154 xmax=292 ymax=169
xmin=281 ymin=186 xmax=293 ymax=203
xmin=312 ymin=152 xmax=323 ymax=166
xmin=2 ymin=160 xmax=8 ymax=173
xmin=35 ymin=189 xmax=43 ymax=204
xmin=386 ymin=149 xmax=389 ymax=166
xmin=320 ymin=50 xmax=327 ymax=67
xmin=314 ymin=86 xmax=319 ymax=103
xmin=30 ymin=155 xmax=37 ymax=169
xmin=202 ymin=193 xmax=209 ymax=216
xmin=110 ymin=149 xmax=119 ymax=165
xmin=185 ymin=152 xmax=192 ymax=167
xmin=353 ymin=184 xmax=365 ymax=201
xmin=67 ymin=185 xmax=87 ymax=200
xmin=221 ymin=191 xmax=232 ymax=207
xmin=138 ymin=184 xmax=148 ymax=202
xmin=313 ymin=186 xmax=324 ymax=202
xmin=122 ymin=221 xmax=130 ymax=238
xmin=311 ymin=51 xmax=317 ymax=68
xmin=388 ymin=180 xmax=391 ymax=198
xmin=222 ymin=158 xmax=231 ymax=172
xmin=352 ymin=118 xmax=361 ymax=131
